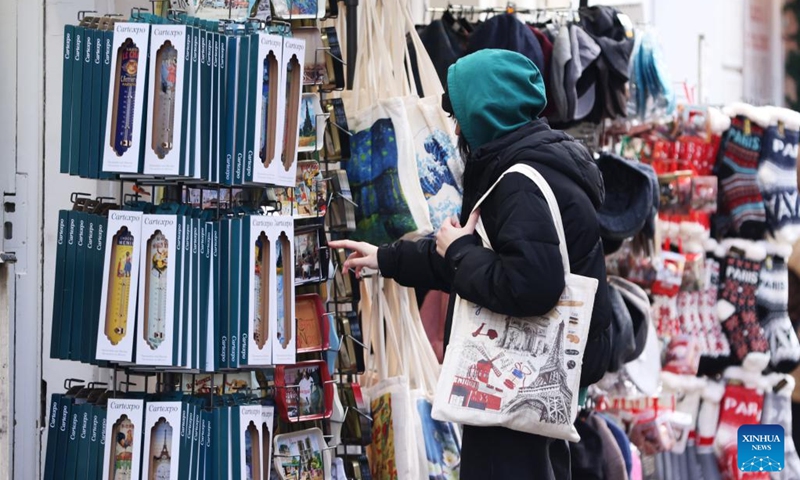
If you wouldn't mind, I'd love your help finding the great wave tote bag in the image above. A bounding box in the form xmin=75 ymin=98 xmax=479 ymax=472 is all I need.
xmin=431 ymin=164 xmax=599 ymax=442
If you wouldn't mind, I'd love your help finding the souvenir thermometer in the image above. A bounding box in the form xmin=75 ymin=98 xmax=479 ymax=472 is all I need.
xmin=245 ymin=422 xmax=262 ymax=480
xmin=109 ymin=415 xmax=135 ymax=480
xmin=282 ymin=56 xmax=301 ymax=172
xmin=110 ymin=39 xmax=139 ymax=156
xmin=148 ymin=418 xmax=173 ymax=480
xmin=105 ymin=227 xmax=135 ymax=345
xmin=151 ymin=41 xmax=178 ymax=159
xmin=260 ymin=52 xmax=279 ymax=168
xmin=254 ymin=233 xmax=270 ymax=350
xmin=277 ymin=232 xmax=292 ymax=348
xmin=143 ymin=230 xmax=168 ymax=349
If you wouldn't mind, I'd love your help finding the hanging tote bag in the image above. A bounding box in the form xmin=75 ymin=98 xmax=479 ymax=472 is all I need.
xmin=431 ymin=164 xmax=599 ymax=442
xmin=343 ymin=0 xmax=462 ymax=244
xmin=382 ymin=279 xmax=461 ymax=480
xmin=341 ymin=0 xmax=433 ymax=246
xmin=361 ymin=276 xmax=462 ymax=480
xmin=360 ymin=276 xmax=422 ymax=480
xmin=396 ymin=1 xmax=464 ymax=232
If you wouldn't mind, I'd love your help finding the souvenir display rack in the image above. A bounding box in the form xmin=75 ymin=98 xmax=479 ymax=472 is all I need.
xmin=43 ymin=0 xmax=369 ymax=478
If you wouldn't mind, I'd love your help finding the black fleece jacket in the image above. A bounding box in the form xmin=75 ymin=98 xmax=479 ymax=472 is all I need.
xmin=377 ymin=119 xmax=613 ymax=387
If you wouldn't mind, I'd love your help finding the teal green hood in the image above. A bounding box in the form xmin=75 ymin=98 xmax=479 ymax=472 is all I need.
xmin=446 ymin=49 xmax=547 ymax=150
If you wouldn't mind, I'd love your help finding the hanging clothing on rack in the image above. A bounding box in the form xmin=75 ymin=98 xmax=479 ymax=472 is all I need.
xmin=465 ymin=13 xmax=546 ymax=77
xmin=408 ymin=11 xmax=470 ymax=96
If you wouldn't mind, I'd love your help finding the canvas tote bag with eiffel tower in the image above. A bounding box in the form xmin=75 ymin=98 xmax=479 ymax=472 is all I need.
xmin=431 ymin=164 xmax=599 ymax=442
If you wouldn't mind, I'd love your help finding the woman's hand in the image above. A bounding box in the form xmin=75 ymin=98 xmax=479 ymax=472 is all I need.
xmin=328 ymin=239 xmax=379 ymax=278
xmin=435 ymin=210 xmax=480 ymax=257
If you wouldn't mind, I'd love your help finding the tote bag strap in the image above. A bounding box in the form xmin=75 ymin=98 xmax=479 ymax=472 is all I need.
xmin=472 ymin=163 xmax=571 ymax=275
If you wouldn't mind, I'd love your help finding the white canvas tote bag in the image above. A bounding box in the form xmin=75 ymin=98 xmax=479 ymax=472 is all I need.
xmin=431 ymin=163 xmax=599 ymax=442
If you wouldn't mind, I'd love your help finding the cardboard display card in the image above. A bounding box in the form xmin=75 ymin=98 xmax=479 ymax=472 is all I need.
xmin=68 ymin=25 xmax=85 ymax=176
xmin=251 ymin=34 xmax=286 ymax=186
xmin=228 ymin=218 xmax=243 ymax=369
xmin=60 ymin=25 xmax=75 ymax=174
xmin=243 ymin=31 xmax=259 ymax=186
xmin=237 ymin=405 xmax=264 ymax=480
xmin=96 ymin=210 xmax=143 ymax=362
xmin=206 ymin=220 xmax=219 ymax=372
xmin=50 ymin=211 xmax=69 ymax=359
xmin=69 ymin=212 xmax=89 ymax=360
xmin=270 ymin=216 xmax=295 ymax=364
xmin=279 ymin=37 xmax=305 ymax=187
xmin=135 ymin=214 xmax=178 ymax=366
xmin=173 ymin=215 xmax=185 ymax=367
xmin=143 ymin=25 xmax=188 ymax=176
xmin=102 ymin=23 xmax=150 ymax=174
xmin=101 ymin=399 xmax=144 ymax=480
xmin=43 ymin=394 xmax=63 ymax=480
xmin=141 ymin=401 xmax=182 ymax=479
xmin=244 ymin=215 xmax=289 ymax=366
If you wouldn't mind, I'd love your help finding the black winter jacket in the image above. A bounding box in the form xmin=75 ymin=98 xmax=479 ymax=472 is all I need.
xmin=377 ymin=119 xmax=612 ymax=387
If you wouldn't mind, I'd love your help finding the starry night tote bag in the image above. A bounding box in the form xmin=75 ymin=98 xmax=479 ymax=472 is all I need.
xmin=343 ymin=0 xmax=462 ymax=244
xmin=342 ymin=0 xmax=433 ymax=246
xmin=431 ymin=164 xmax=598 ymax=442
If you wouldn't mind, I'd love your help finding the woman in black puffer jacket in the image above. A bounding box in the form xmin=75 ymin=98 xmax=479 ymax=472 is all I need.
xmin=330 ymin=49 xmax=611 ymax=480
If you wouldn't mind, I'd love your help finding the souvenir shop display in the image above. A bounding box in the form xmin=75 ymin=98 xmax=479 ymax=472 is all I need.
xmin=50 ymin=1 xmax=800 ymax=479
xmin=63 ymin=12 xmax=307 ymax=188
xmin=46 ymin=1 xmax=374 ymax=477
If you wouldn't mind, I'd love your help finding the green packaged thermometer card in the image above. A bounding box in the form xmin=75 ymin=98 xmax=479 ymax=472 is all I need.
xmin=102 ymin=23 xmax=150 ymax=174
xmin=135 ymin=214 xmax=178 ymax=366
xmin=101 ymin=399 xmax=144 ymax=480
xmin=69 ymin=25 xmax=85 ymax=176
xmin=237 ymin=405 xmax=263 ymax=479
xmin=234 ymin=35 xmax=250 ymax=186
xmin=95 ymin=210 xmax=143 ymax=362
xmin=86 ymin=216 xmax=108 ymax=364
xmin=98 ymin=29 xmax=116 ymax=180
xmin=88 ymin=30 xmax=104 ymax=178
xmin=228 ymin=217 xmax=242 ymax=368
xmin=64 ymin=403 xmax=83 ymax=479
xmin=75 ymin=404 xmax=92 ymax=477
xmin=143 ymin=25 xmax=187 ymax=176
xmin=140 ymin=401 xmax=182 ymax=479
xmin=210 ymin=32 xmax=221 ymax=183
xmin=218 ymin=219 xmax=230 ymax=369
xmin=60 ymin=25 xmax=75 ymax=174
xmin=270 ymin=216 xmax=295 ymax=365
xmin=43 ymin=394 xmax=64 ymax=480
xmin=51 ymin=211 xmax=69 ymax=359
xmin=59 ymin=213 xmax=78 ymax=358
xmin=244 ymin=216 xmax=285 ymax=366
xmin=69 ymin=212 xmax=89 ymax=360
xmin=251 ymin=34 xmax=285 ymax=185
xmin=78 ymin=214 xmax=98 ymax=363
xmin=222 ymin=35 xmax=237 ymax=186
xmin=78 ymin=27 xmax=95 ymax=178
xmin=278 ymin=37 xmax=306 ymax=186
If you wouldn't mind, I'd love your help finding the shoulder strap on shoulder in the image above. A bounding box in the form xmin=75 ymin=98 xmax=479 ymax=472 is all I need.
xmin=472 ymin=163 xmax=570 ymax=274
